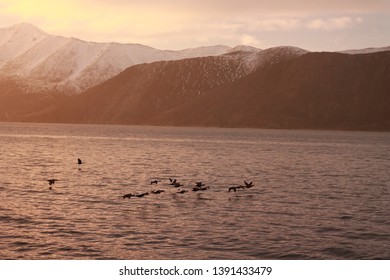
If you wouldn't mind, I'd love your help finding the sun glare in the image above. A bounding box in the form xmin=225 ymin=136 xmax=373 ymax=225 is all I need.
xmin=1 ymin=0 xmax=194 ymax=44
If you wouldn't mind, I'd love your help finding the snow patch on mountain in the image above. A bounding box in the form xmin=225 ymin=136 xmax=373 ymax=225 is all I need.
xmin=0 ymin=23 xmax=239 ymax=94
xmin=6 ymin=23 xmax=385 ymax=95
xmin=223 ymin=45 xmax=309 ymax=74
xmin=0 ymin=23 xmax=47 ymax=68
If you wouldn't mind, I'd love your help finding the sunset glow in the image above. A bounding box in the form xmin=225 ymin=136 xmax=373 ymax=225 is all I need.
xmin=1 ymin=0 xmax=390 ymax=268
xmin=1 ymin=0 xmax=390 ymax=50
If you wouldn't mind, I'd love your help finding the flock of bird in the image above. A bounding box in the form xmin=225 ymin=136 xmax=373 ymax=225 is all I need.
xmin=46 ymin=158 xmax=255 ymax=197
xmin=121 ymin=178 xmax=255 ymax=200
xmin=47 ymin=158 xmax=83 ymax=189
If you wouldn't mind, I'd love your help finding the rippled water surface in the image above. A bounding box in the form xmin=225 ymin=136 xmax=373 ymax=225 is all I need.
xmin=0 ymin=122 xmax=389 ymax=259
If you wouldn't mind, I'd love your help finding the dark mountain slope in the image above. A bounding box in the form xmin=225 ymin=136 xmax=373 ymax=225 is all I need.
xmin=151 ymin=51 xmax=390 ymax=130
xmin=0 ymin=78 xmax=63 ymax=121
xmin=26 ymin=55 xmax=250 ymax=124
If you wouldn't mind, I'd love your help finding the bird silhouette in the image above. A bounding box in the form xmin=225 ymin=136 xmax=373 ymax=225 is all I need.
xmin=47 ymin=179 xmax=58 ymax=185
xmin=122 ymin=193 xmax=134 ymax=199
xmin=195 ymin=182 xmax=205 ymax=187
xmin=77 ymin=158 xmax=83 ymax=165
xmin=177 ymin=189 xmax=187 ymax=194
xmin=151 ymin=189 xmax=165 ymax=194
xmin=244 ymin=181 xmax=254 ymax=188
xmin=135 ymin=192 xmax=149 ymax=198
xmin=173 ymin=182 xmax=183 ymax=188
xmin=192 ymin=186 xmax=209 ymax=192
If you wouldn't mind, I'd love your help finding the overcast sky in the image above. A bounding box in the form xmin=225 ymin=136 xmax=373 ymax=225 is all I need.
xmin=1 ymin=0 xmax=389 ymax=51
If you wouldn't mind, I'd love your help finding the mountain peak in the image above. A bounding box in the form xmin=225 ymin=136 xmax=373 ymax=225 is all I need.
xmin=8 ymin=22 xmax=47 ymax=35
xmin=0 ymin=23 xmax=245 ymax=94
xmin=0 ymin=22 xmax=49 ymax=68
xmin=230 ymin=45 xmax=261 ymax=53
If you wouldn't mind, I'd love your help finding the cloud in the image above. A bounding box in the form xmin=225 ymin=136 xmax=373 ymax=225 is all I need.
xmin=251 ymin=18 xmax=302 ymax=31
xmin=239 ymin=35 xmax=263 ymax=46
xmin=307 ymin=17 xmax=363 ymax=30
xmin=87 ymin=0 xmax=390 ymax=15
xmin=1 ymin=0 xmax=389 ymax=50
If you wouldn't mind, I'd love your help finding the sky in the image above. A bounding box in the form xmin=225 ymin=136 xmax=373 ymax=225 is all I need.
xmin=0 ymin=0 xmax=389 ymax=51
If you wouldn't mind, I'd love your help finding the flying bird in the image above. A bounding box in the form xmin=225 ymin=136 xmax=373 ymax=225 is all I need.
xmin=122 ymin=193 xmax=134 ymax=199
xmin=47 ymin=179 xmax=58 ymax=185
xmin=195 ymin=182 xmax=205 ymax=187
xmin=151 ymin=189 xmax=165 ymax=194
xmin=135 ymin=192 xmax=149 ymax=198
xmin=177 ymin=189 xmax=187 ymax=194
xmin=173 ymin=182 xmax=183 ymax=188
xmin=77 ymin=158 xmax=83 ymax=165
xmin=244 ymin=181 xmax=254 ymax=188
xmin=192 ymin=186 xmax=209 ymax=192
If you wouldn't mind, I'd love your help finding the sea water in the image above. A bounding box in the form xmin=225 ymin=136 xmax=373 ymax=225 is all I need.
xmin=0 ymin=122 xmax=389 ymax=259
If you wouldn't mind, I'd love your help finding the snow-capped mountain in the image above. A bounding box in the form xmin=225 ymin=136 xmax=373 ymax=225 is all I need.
xmin=1 ymin=22 xmax=389 ymax=96
xmin=0 ymin=23 xmax=249 ymax=93
xmin=2 ymin=22 xmax=389 ymax=130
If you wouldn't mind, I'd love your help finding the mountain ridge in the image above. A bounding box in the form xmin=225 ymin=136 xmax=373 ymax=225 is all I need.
xmin=1 ymin=23 xmax=390 ymax=131
xmin=0 ymin=23 xmax=256 ymax=94
xmin=1 ymin=22 xmax=388 ymax=95
xmin=14 ymin=50 xmax=390 ymax=131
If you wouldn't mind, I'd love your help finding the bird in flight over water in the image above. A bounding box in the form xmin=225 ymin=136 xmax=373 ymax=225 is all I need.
xmin=244 ymin=181 xmax=254 ymax=188
xmin=47 ymin=179 xmax=58 ymax=185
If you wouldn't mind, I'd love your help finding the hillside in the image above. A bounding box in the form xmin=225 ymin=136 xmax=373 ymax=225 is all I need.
xmin=21 ymin=55 xmax=250 ymax=123
xmin=152 ymin=51 xmax=390 ymax=130
xmin=21 ymin=51 xmax=390 ymax=131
